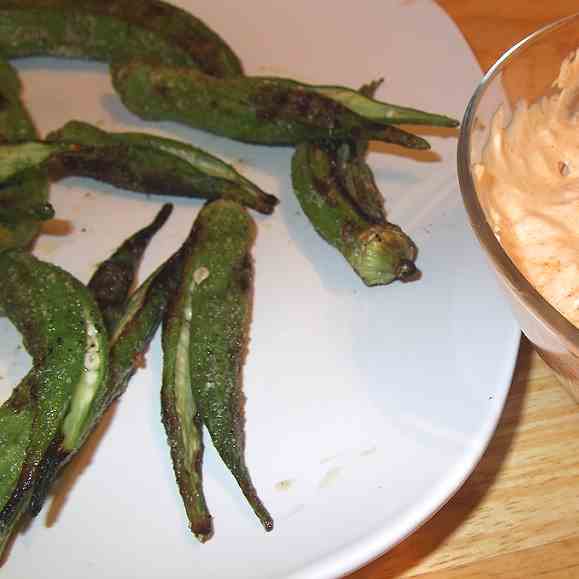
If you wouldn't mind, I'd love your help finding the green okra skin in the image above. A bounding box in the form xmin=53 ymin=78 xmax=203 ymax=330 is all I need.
xmin=0 ymin=121 xmax=279 ymax=214
xmin=291 ymin=142 xmax=418 ymax=286
xmin=0 ymin=380 xmax=34 ymax=533
xmin=185 ymin=200 xmax=273 ymax=533
xmin=0 ymin=249 xmax=109 ymax=525
xmin=88 ymin=202 xmax=173 ymax=335
xmin=0 ymin=0 xmax=243 ymax=78
xmin=0 ymin=58 xmax=49 ymax=250
xmin=160 ymin=219 xmax=213 ymax=542
xmin=110 ymin=61 xmax=457 ymax=146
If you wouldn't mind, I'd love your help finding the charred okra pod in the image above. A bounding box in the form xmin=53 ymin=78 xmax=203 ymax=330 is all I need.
xmin=0 ymin=0 xmax=243 ymax=77
xmin=160 ymin=217 xmax=213 ymax=542
xmin=0 ymin=249 xmax=109 ymax=551
xmin=88 ymin=203 xmax=173 ymax=335
xmin=0 ymin=58 xmax=49 ymax=250
xmin=110 ymin=61 xmax=457 ymax=146
xmin=181 ymin=200 xmax=273 ymax=533
xmin=0 ymin=121 xmax=278 ymax=214
xmin=291 ymin=141 xmax=417 ymax=286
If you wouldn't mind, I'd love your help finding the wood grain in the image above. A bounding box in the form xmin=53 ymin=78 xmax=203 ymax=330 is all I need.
xmin=346 ymin=2 xmax=579 ymax=578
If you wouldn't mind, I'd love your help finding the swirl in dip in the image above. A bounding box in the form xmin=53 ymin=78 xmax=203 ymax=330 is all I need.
xmin=473 ymin=49 xmax=579 ymax=328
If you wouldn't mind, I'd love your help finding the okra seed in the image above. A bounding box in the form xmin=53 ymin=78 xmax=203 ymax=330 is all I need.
xmin=193 ymin=266 xmax=210 ymax=285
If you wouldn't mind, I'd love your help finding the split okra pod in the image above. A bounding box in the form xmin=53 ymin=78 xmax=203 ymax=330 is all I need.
xmin=0 ymin=249 xmax=109 ymax=549
xmin=162 ymin=200 xmax=273 ymax=539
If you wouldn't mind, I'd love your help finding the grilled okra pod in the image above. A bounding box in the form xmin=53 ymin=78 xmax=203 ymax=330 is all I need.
xmin=110 ymin=61 xmax=457 ymax=146
xmin=181 ymin=200 xmax=273 ymax=533
xmin=88 ymin=203 xmax=173 ymax=335
xmin=0 ymin=121 xmax=278 ymax=214
xmin=0 ymin=0 xmax=243 ymax=77
xmin=160 ymin=218 xmax=213 ymax=542
xmin=0 ymin=58 xmax=49 ymax=250
xmin=0 ymin=249 xmax=109 ymax=539
xmin=291 ymin=141 xmax=417 ymax=286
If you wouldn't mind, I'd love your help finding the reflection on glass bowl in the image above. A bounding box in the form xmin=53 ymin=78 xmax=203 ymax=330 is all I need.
xmin=457 ymin=13 xmax=579 ymax=400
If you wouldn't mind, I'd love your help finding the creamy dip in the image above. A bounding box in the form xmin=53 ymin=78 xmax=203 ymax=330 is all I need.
xmin=474 ymin=49 xmax=579 ymax=328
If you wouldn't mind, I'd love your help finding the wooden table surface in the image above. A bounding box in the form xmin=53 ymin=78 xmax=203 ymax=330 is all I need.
xmin=347 ymin=2 xmax=579 ymax=578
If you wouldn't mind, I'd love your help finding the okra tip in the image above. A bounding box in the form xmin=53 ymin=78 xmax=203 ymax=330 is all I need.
xmin=258 ymin=191 xmax=280 ymax=215
xmin=249 ymin=498 xmax=274 ymax=533
xmin=369 ymin=126 xmax=431 ymax=150
xmin=419 ymin=114 xmax=460 ymax=129
xmin=153 ymin=202 xmax=174 ymax=225
xmin=378 ymin=105 xmax=460 ymax=129
xmin=238 ymin=479 xmax=273 ymax=532
xmin=262 ymin=515 xmax=274 ymax=532
xmin=397 ymin=258 xmax=419 ymax=281
xmin=192 ymin=518 xmax=214 ymax=543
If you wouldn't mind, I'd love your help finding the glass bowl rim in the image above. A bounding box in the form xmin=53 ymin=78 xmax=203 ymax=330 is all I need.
xmin=457 ymin=11 xmax=579 ymax=353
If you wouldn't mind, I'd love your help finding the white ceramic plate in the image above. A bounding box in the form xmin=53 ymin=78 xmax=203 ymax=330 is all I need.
xmin=0 ymin=2 xmax=520 ymax=578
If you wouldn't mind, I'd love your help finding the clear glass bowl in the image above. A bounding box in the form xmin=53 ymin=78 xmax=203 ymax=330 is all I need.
xmin=457 ymin=13 xmax=579 ymax=400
